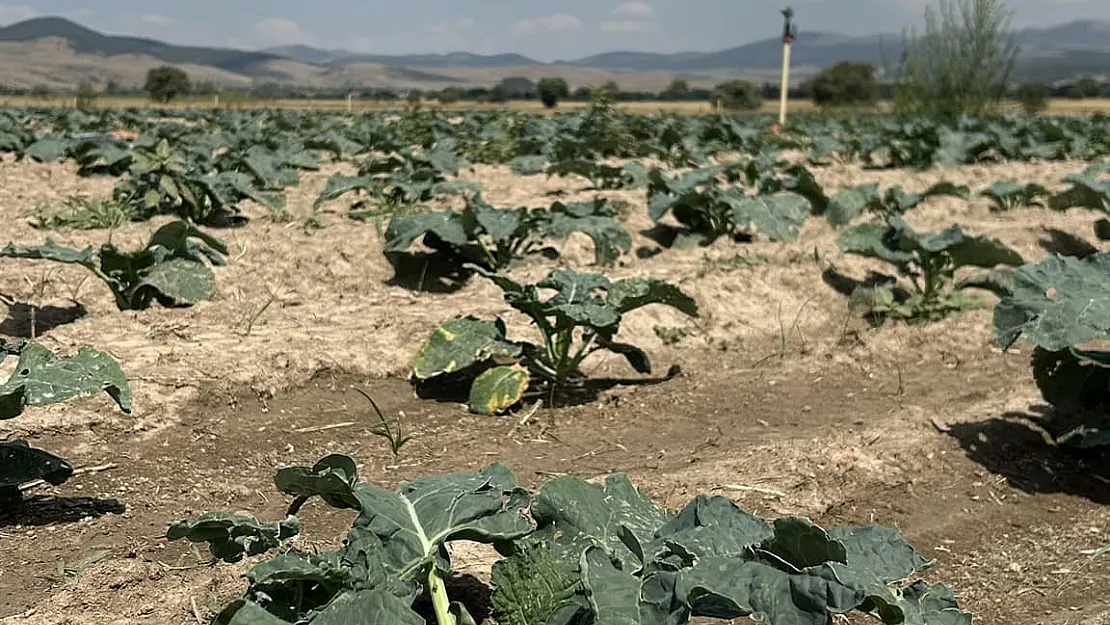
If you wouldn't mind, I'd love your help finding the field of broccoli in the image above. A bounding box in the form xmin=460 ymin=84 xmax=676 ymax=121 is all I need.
xmin=0 ymin=99 xmax=1109 ymax=625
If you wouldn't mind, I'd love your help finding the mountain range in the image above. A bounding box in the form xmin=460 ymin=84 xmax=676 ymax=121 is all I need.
xmin=0 ymin=16 xmax=1106 ymax=92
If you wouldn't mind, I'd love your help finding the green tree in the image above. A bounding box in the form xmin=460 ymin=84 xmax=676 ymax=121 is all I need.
xmin=887 ymin=0 xmax=1019 ymax=119
xmin=537 ymin=77 xmax=569 ymax=108
xmin=499 ymin=76 xmax=536 ymax=98
xmin=1073 ymin=76 xmax=1101 ymax=98
xmin=437 ymin=87 xmax=464 ymax=104
xmin=406 ymin=89 xmax=424 ymax=105
xmin=806 ymin=62 xmax=878 ymax=107
xmin=710 ymin=79 xmax=763 ymax=111
xmin=487 ymin=84 xmax=510 ymax=103
xmin=144 ymin=65 xmax=192 ymax=103
xmin=1016 ymin=82 xmax=1050 ymax=114
xmin=598 ymin=80 xmax=621 ymax=99
xmin=74 ymin=81 xmax=98 ymax=109
xmin=661 ymin=79 xmax=690 ymax=100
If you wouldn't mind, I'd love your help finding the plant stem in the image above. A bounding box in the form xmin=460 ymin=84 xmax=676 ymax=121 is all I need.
xmin=428 ymin=568 xmax=456 ymax=625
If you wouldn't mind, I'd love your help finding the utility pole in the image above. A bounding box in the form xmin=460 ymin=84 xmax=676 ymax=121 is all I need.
xmin=778 ymin=6 xmax=796 ymax=126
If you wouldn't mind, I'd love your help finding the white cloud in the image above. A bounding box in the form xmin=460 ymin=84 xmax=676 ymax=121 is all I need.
xmin=252 ymin=17 xmax=315 ymax=46
xmin=511 ymin=13 xmax=582 ymax=36
xmin=429 ymin=17 xmax=475 ymax=34
xmin=0 ymin=3 xmax=38 ymax=25
xmin=611 ymin=2 xmax=655 ymax=19
xmin=599 ymin=19 xmax=659 ymax=33
xmin=139 ymin=14 xmax=175 ymax=28
xmin=601 ymin=2 xmax=658 ymax=34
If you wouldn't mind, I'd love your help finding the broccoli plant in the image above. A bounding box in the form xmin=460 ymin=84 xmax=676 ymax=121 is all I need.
xmin=1048 ymin=163 xmax=1110 ymax=214
xmin=0 ymin=220 xmax=227 ymax=310
xmin=1 ymin=341 xmax=131 ymax=509
xmin=313 ymin=141 xmax=479 ymax=220
xmin=411 ymin=266 xmax=698 ymax=414
xmin=825 ymin=182 xmax=970 ymax=227
xmin=646 ymin=164 xmax=812 ymax=246
xmin=979 ymin=179 xmax=1050 ymax=212
xmin=112 ymin=139 xmax=260 ymax=227
xmin=167 ymin=454 xmax=972 ymax=625
xmin=382 ymin=195 xmax=631 ymax=276
xmin=837 ymin=215 xmax=1024 ymax=322
xmin=994 ymin=253 xmax=1110 ymax=448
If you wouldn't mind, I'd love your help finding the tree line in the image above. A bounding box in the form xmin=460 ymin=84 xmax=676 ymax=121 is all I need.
xmin=14 ymin=0 xmax=1110 ymax=119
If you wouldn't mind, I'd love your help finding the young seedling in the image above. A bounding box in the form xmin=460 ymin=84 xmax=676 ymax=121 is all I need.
xmin=352 ymin=387 xmax=412 ymax=457
xmin=410 ymin=265 xmax=699 ymax=414
xmin=838 ymin=215 xmax=1024 ymax=322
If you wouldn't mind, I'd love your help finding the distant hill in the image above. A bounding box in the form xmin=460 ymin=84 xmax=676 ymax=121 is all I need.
xmin=0 ymin=17 xmax=282 ymax=73
xmin=264 ymin=47 xmax=540 ymax=69
xmin=0 ymin=15 xmax=1106 ymax=91
xmin=261 ymin=19 xmax=1110 ymax=79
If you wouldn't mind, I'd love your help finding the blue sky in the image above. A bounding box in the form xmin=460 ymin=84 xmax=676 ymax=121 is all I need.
xmin=3 ymin=1 xmax=1109 ymax=60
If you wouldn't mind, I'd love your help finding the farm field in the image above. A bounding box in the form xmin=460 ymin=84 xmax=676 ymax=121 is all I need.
xmin=0 ymin=105 xmax=1108 ymax=625
xmin=3 ymin=95 xmax=1110 ymax=115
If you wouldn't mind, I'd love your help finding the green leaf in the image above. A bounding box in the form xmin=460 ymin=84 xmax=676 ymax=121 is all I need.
xmin=679 ymin=557 xmax=863 ymax=624
xmin=530 ymin=473 xmax=670 ymax=572
xmin=412 ymin=316 xmax=522 ymax=379
xmin=133 ymin=257 xmax=216 ymax=306
xmin=471 ymin=200 xmax=526 ymax=244
xmin=0 ymin=240 xmax=97 ymax=268
xmin=492 ymin=542 xmax=588 ymax=625
xmin=383 ymin=210 xmax=471 ymax=268
xmin=595 ymin=337 xmax=651 ymax=374
xmin=25 ymin=137 xmax=68 ymax=163
xmin=469 ymin=365 xmax=529 ymax=415
xmin=608 ymin=278 xmax=699 ymax=318
xmin=536 ymin=269 xmax=619 ymax=328
xmin=837 ymin=223 xmax=914 ymax=265
xmin=993 ymin=253 xmax=1110 ymax=350
xmin=0 ymin=344 xmax=132 ymax=420
xmin=166 ymin=512 xmax=301 ymax=563
xmin=273 ymin=453 xmax=361 ymax=510
xmin=345 ymin=463 xmax=534 ymax=581
xmin=543 ymin=213 xmax=631 ymax=267
xmin=213 ymin=590 xmax=424 ymax=625
xmin=826 ymin=184 xmax=879 ymax=227
xmin=760 ymin=517 xmax=847 ymax=569
xmin=580 ymin=546 xmax=689 ymax=625
xmin=0 ymin=440 xmax=72 ymax=489
xmin=724 ymin=192 xmax=810 ymax=242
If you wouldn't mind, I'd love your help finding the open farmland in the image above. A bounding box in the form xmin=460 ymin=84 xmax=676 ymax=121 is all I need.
xmin=0 ymin=104 xmax=1108 ymax=625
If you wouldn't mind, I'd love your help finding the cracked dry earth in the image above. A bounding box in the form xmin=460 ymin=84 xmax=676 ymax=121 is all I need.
xmin=0 ymin=154 xmax=1108 ymax=625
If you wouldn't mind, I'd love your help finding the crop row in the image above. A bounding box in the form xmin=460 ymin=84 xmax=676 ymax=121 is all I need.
xmin=2 ymin=104 xmax=1109 ymax=624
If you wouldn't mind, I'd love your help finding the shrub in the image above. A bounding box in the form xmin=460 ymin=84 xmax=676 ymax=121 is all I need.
xmin=888 ymin=0 xmax=1019 ymax=120
xmin=1017 ymin=82 xmax=1050 ymax=114
xmin=807 ymin=62 xmax=878 ymax=107
xmin=144 ymin=65 xmax=192 ymax=103
xmin=486 ymin=84 xmax=509 ymax=103
xmin=662 ymin=78 xmax=690 ymax=100
xmin=1073 ymin=76 xmax=1101 ymax=99
xmin=74 ymin=81 xmax=98 ymax=109
xmin=711 ymin=79 xmax=763 ymax=111
xmin=437 ymin=87 xmax=463 ymax=104
xmin=537 ymin=77 xmax=569 ymax=108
